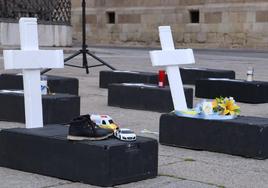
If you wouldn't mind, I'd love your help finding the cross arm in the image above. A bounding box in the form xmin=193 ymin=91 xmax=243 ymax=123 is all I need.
xmin=150 ymin=49 xmax=195 ymax=67
xmin=3 ymin=50 xmax=64 ymax=70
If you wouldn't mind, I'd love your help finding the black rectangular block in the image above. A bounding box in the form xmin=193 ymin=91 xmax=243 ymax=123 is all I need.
xmin=0 ymin=91 xmax=80 ymax=124
xmin=195 ymin=78 xmax=268 ymax=103
xmin=0 ymin=125 xmax=158 ymax=186
xmin=100 ymin=70 xmax=158 ymax=88
xmin=0 ymin=73 xmax=79 ymax=95
xmin=180 ymin=67 xmax=235 ymax=85
xmin=160 ymin=113 xmax=268 ymax=159
xmin=108 ymin=83 xmax=193 ymax=112
xmin=99 ymin=68 xmax=235 ymax=88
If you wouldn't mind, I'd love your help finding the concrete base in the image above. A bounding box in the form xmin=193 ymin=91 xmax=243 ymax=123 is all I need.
xmin=108 ymin=83 xmax=193 ymax=112
xmin=99 ymin=68 xmax=235 ymax=88
xmin=160 ymin=113 xmax=268 ymax=159
xmin=0 ymin=73 xmax=79 ymax=95
xmin=0 ymin=22 xmax=72 ymax=47
xmin=100 ymin=70 xmax=158 ymax=88
xmin=195 ymin=78 xmax=268 ymax=103
xmin=0 ymin=90 xmax=80 ymax=125
xmin=0 ymin=125 xmax=158 ymax=186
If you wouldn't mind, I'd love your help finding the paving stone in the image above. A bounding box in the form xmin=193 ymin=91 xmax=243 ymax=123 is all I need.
xmin=0 ymin=48 xmax=268 ymax=188
xmin=0 ymin=167 xmax=69 ymax=188
xmin=51 ymin=182 xmax=103 ymax=188
xmin=159 ymin=159 xmax=268 ymax=188
xmin=166 ymin=180 xmax=219 ymax=188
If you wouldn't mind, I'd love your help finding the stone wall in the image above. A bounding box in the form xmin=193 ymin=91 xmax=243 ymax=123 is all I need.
xmin=0 ymin=22 xmax=72 ymax=47
xmin=71 ymin=0 xmax=268 ymax=48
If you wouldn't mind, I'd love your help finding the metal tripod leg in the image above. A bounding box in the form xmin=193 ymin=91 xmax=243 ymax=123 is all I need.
xmin=64 ymin=50 xmax=82 ymax=62
xmin=41 ymin=50 xmax=82 ymax=74
xmin=83 ymin=50 xmax=89 ymax=74
xmin=86 ymin=51 xmax=116 ymax=70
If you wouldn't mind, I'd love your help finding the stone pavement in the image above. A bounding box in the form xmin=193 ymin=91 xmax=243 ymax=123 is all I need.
xmin=0 ymin=47 xmax=268 ymax=188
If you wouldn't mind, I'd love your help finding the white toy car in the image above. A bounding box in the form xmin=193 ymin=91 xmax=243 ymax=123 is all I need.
xmin=114 ymin=128 xmax=136 ymax=141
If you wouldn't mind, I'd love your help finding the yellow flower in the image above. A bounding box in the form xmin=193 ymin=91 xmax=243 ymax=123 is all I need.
xmin=218 ymin=98 xmax=240 ymax=115
xmin=212 ymin=100 xmax=218 ymax=108
xmin=226 ymin=100 xmax=239 ymax=111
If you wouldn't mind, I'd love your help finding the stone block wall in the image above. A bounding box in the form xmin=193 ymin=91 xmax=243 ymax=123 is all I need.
xmin=0 ymin=22 xmax=72 ymax=47
xmin=71 ymin=0 xmax=268 ymax=48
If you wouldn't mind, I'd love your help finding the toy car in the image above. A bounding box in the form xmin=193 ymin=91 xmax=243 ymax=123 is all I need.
xmin=90 ymin=114 xmax=119 ymax=131
xmin=114 ymin=128 xmax=136 ymax=141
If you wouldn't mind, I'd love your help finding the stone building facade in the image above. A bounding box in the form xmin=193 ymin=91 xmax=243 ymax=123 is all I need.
xmin=71 ymin=0 xmax=268 ymax=48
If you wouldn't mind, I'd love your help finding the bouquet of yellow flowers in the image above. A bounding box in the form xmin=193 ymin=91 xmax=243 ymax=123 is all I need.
xmin=212 ymin=97 xmax=240 ymax=115
xmin=175 ymin=97 xmax=240 ymax=120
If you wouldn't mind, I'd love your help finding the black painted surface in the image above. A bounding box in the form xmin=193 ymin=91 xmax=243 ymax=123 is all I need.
xmin=99 ymin=68 xmax=235 ymax=88
xmin=0 ymin=125 xmax=158 ymax=186
xmin=160 ymin=113 xmax=268 ymax=159
xmin=0 ymin=91 xmax=80 ymax=124
xmin=180 ymin=68 xmax=235 ymax=85
xmin=100 ymin=71 xmax=158 ymax=88
xmin=0 ymin=73 xmax=79 ymax=95
xmin=195 ymin=79 xmax=268 ymax=103
xmin=108 ymin=83 xmax=193 ymax=112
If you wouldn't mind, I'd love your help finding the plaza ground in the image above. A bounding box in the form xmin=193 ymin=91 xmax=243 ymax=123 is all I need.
xmin=0 ymin=47 xmax=268 ymax=188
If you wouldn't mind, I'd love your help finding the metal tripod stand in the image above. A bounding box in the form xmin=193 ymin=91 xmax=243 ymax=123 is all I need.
xmin=42 ymin=0 xmax=115 ymax=74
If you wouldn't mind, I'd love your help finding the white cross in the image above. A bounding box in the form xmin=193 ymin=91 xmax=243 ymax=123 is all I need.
xmin=150 ymin=26 xmax=195 ymax=111
xmin=3 ymin=18 xmax=64 ymax=128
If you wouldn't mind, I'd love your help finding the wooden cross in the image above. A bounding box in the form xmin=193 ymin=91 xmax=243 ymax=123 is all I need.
xmin=150 ymin=26 xmax=195 ymax=111
xmin=3 ymin=18 xmax=64 ymax=128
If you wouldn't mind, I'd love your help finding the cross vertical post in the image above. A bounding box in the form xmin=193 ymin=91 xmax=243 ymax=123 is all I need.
xmin=3 ymin=18 xmax=64 ymax=128
xmin=21 ymin=18 xmax=43 ymax=128
xmin=150 ymin=26 xmax=195 ymax=111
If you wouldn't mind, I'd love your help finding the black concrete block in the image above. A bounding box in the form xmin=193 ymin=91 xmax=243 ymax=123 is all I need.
xmin=108 ymin=83 xmax=193 ymax=112
xmin=0 ymin=125 xmax=158 ymax=186
xmin=180 ymin=67 xmax=235 ymax=85
xmin=160 ymin=113 xmax=268 ymax=159
xmin=0 ymin=73 xmax=79 ymax=95
xmin=0 ymin=91 xmax=80 ymax=124
xmin=99 ymin=68 xmax=235 ymax=88
xmin=100 ymin=70 xmax=158 ymax=88
xmin=195 ymin=79 xmax=268 ymax=103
